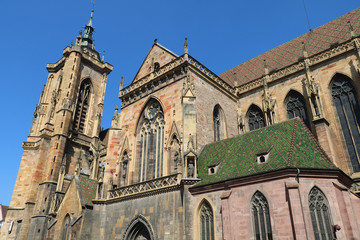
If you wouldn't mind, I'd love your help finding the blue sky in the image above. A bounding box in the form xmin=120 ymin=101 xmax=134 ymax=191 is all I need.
xmin=0 ymin=1 xmax=358 ymax=205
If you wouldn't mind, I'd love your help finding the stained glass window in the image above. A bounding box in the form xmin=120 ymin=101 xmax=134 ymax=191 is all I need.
xmin=331 ymin=74 xmax=360 ymax=172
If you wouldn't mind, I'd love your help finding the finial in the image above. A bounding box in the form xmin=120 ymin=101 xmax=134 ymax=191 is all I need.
xmin=302 ymin=42 xmax=308 ymax=59
xmin=154 ymin=38 xmax=157 ymax=43
xmin=115 ymin=104 xmax=119 ymax=111
xmin=119 ymin=76 xmax=123 ymax=91
xmin=70 ymin=40 xmax=73 ymax=46
xmin=263 ymin=59 xmax=269 ymax=75
xmin=233 ymin=72 xmax=238 ymax=87
xmin=102 ymin=50 xmax=105 ymax=62
xmin=348 ymin=21 xmax=356 ymax=38
xmin=184 ymin=37 xmax=189 ymax=60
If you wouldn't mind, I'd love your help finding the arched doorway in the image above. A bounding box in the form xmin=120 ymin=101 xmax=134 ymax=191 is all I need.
xmin=123 ymin=215 xmax=154 ymax=240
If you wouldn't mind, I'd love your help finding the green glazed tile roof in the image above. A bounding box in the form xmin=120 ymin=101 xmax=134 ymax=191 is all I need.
xmin=196 ymin=118 xmax=337 ymax=187
xmin=78 ymin=175 xmax=98 ymax=206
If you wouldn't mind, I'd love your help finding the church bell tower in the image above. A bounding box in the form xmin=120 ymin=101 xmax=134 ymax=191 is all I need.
xmin=2 ymin=10 xmax=112 ymax=240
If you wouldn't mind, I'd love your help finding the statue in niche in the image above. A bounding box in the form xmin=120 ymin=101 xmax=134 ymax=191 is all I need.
xmin=187 ymin=159 xmax=194 ymax=178
xmin=122 ymin=160 xmax=128 ymax=180
xmin=237 ymin=108 xmax=245 ymax=134
xmin=174 ymin=151 xmax=180 ymax=171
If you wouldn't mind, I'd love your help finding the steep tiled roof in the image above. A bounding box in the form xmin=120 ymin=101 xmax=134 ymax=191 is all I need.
xmin=195 ymin=118 xmax=337 ymax=187
xmin=78 ymin=175 xmax=98 ymax=206
xmin=220 ymin=8 xmax=360 ymax=86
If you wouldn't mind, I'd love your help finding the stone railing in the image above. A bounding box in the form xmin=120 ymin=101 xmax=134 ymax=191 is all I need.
xmin=108 ymin=173 xmax=180 ymax=200
xmin=119 ymin=57 xmax=185 ymax=98
xmin=187 ymin=56 xmax=236 ymax=95
xmin=22 ymin=140 xmax=41 ymax=150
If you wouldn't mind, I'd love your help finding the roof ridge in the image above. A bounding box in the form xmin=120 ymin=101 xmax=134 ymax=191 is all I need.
xmin=286 ymin=118 xmax=299 ymax=167
xmin=298 ymin=118 xmax=335 ymax=166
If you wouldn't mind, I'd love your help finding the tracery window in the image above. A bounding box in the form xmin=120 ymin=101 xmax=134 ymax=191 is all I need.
xmin=200 ymin=201 xmax=214 ymax=240
xmin=247 ymin=105 xmax=266 ymax=131
xmin=73 ymin=79 xmax=91 ymax=133
xmin=251 ymin=191 xmax=272 ymax=240
xmin=137 ymin=100 xmax=164 ymax=182
xmin=285 ymin=90 xmax=310 ymax=128
xmin=331 ymin=74 xmax=360 ymax=172
xmin=61 ymin=215 xmax=71 ymax=240
xmin=309 ymin=187 xmax=333 ymax=240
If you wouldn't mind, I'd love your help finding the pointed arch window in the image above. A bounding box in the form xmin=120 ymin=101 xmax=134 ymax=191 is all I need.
xmin=309 ymin=187 xmax=333 ymax=240
xmin=200 ymin=201 xmax=215 ymax=240
xmin=213 ymin=104 xmax=227 ymax=141
xmin=247 ymin=105 xmax=266 ymax=131
xmin=331 ymin=74 xmax=360 ymax=172
xmin=61 ymin=215 xmax=71 ymax=240
xmin=73 ymin=79 xmax=91 ymax=133
xmin=251 ymin=191 xmax=272 ymax=240
xmin=285 ymin=90 xmax=310 ymax=128
xmin=137 ymin=100 xmax=164 ymax=182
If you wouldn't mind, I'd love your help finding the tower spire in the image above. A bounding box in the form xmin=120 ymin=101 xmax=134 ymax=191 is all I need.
xmin=82 ymin=9 xmax=95 ymax=49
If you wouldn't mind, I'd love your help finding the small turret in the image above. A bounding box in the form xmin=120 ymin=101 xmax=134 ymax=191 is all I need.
xmin=82 ymin=9 xmax=95 ymax=49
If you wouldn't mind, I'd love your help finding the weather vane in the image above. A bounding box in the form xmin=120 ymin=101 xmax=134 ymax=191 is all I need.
xmin=91 ymin=0 xmax=95 ymax=10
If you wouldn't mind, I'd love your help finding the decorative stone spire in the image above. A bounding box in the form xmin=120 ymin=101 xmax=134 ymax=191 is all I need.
xmin=81 ymin=9 xmax=95 ymax=49
xmin=262 ymin=59 xmax=276 ymax=125
xmin=348 ymin=21 xmax=360 ymax=68
xmin=302 ymin=42 xmax=323 ymax=119
xmin=75 ymin=151 xmax=82 ymax=175
xmin=184 ymin=37 xmax=189 ymax=60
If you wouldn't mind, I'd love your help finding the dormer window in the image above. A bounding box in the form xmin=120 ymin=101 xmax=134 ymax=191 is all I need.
xmin=256 ymin=152 xmax=270 ymax=164
xmin=208 ymin=164 xmax=220 ymax=175
xmin=256 ymin=146 xmax=272 ymax=164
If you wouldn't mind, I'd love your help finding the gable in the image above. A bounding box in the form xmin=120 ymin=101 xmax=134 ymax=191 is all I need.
xmin=132 ymin=43 xmax=178 ymax=83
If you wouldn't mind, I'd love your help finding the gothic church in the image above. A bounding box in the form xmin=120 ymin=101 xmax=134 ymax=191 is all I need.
xmin=3 ymin=7 xmax=360 ymax=240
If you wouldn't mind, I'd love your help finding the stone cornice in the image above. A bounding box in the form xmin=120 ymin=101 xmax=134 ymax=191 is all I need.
xmin=235 ymin=39 xmax=356 ymax=96
xmin=187 ymin=55 xmax=237 ymax=100
xmin=47 ymin=46 xmax=113 ymax=74
xmin=189 ymin=168 xmax=353 ymax=195
xmin=119 ymin=57 xmax=186 ymax=108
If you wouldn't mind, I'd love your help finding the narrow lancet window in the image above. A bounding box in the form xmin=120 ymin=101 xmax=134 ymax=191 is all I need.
xmin=331 ymin=74 xmax=360 ymax=172
xmin=247 ymin=105 xmax=265 ymax=131
xmin=200 ymin=201 xmax=214 ymax=240
xmin=251 ymin=191 xmax=272 ymax=240
xmin=285 ymin=90 xmax=310 ymax=128
xmin=213 ymin=104 xmax=226 ymax=141
xmin=309 ymin=187 xmax=334 ymax=240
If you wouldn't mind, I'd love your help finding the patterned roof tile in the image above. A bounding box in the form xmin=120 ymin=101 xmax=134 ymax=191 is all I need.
xmin=78 ymin=175 xmax=98 ymax=206
xmin=220 ymin=8 xmax=360 ymax=86
xmin=195 ymin=118 xmax=337 ymax=187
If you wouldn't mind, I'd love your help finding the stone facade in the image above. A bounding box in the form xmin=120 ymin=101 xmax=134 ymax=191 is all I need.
xmin=3 ymin=8 xmax=360 ymax=240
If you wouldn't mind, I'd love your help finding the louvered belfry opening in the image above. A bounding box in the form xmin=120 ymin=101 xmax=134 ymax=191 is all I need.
xmin=73 ymin=79 xmax=91 ymax=133
xmin=331 ymin=73 xmax=360 ymax=173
